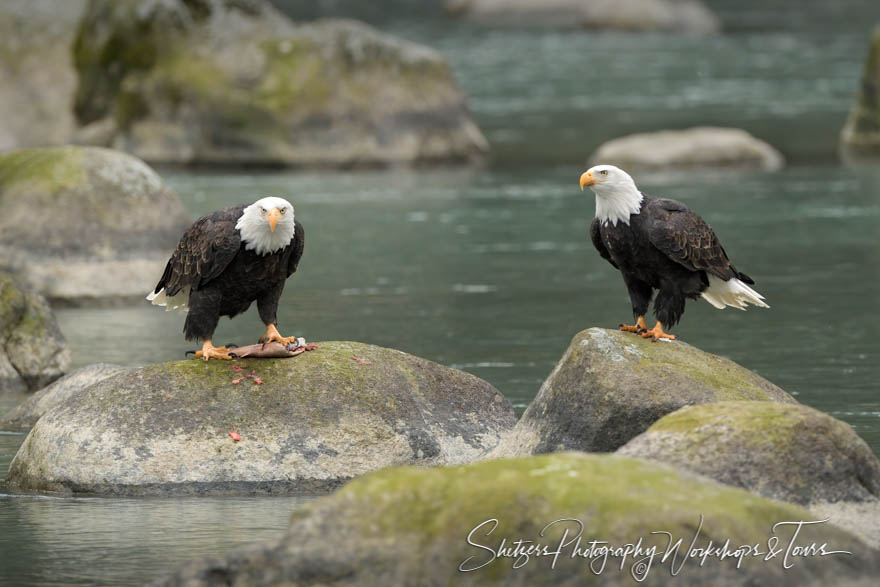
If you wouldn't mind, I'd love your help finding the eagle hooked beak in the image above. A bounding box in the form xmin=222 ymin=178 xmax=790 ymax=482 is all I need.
xmin=267 ymin=208 xmax=280 ymax=232
xmin=579 ymin=171 xmax=595 ymax=191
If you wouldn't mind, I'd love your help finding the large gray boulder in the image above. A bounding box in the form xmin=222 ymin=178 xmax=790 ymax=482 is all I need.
xmin=447 ymin=0 xmax=720 ymax=33
xmin=6 ymin=342 xmax=515 ymax=495
xmin=0 ymin=146 xmax=191 ymax=304
xmin=0 ymin=276 xmax=70 ymax=393
xmin=0 ymin=363 xmax=128 ymax=429
xmin=72 ymin=0 xmax=488 ymax=167
xmin=155 ymin=452 xmax=879 ymax=587
xmin=589 ymin=127 xmax=785 ymax=171
xmin=0 ymin=0 xmax=87 ymax=150
xmin=490 ymin=328 xmax=796 ymax=457
xmin=841 ymin=26 xmax=880 ymax=159
xmin=619 ymin=401 xmax=880 ymax=505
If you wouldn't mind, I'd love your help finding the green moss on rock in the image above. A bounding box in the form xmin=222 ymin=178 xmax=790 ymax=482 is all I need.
xmin=70 ymin=0 xmax=488 ymax=167
xmin=155 ymin=453 xmax=879 ymax=586
xmin=620 ymin=401 xmax=880 ymax=505
xmin=0 ymin=275 xmax=69 ymax=392
xmin=0 ymin=147 xmax=86 ymax=193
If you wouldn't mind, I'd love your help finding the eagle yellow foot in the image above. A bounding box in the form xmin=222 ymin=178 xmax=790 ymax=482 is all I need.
xmin=194 ymin=340 xmax=232 ymax=361
xmin=259 ymin=323 xmax=300 ymax=346
xmin=619 ymin=316 xmax=648 ymax=334
xmin=640 ymin=322 xmax=676 ymax=342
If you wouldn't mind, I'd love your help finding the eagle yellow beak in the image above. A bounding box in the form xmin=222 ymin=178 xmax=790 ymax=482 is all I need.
xmin=267 ymin=208 xmax=280 ymax=232
xmin=579 ymin=171 xmax=595 ymax=191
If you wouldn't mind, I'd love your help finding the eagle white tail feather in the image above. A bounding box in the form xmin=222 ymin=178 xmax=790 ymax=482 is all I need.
xmin=146 ymin=287 xmax=190 ymax=313
xmin=701 ymin=275 xmax=769 ymax=311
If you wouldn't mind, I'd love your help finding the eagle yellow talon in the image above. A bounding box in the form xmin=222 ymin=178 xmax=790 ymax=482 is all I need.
xmin=640 ymin=322 xmax=676 ymax=342
xmin=260 ymin=323 xmax=300 ymax=346
xmin=620 ymin=316 xmax=648 ymax=334
xmin=194 ymin=340 xmax=232 ymax=360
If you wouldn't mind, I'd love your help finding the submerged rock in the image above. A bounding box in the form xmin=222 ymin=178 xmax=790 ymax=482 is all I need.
xmin=0 ymin=363 xmax=129 ymax=429
xmin=619 ymin=401 xmax=880 ymax=505
xmin=589 ymin=127 xmax=784 ymax=171
xmin=0 ymin=0 xmax=87 ymax=150
xmin=0 ymin=146 xmax=190 ymax=304
xmin=841 ymin=26 xmax=880 ymax=159
xmin=447 ymin=0 xmax=720 ymax=33
xmin=489 ymin=328 xmax=795 ymax=457
xmin=73 ymin=0 xmax=488 ymax=167
xmin=6 ymin=342 xmax=515 ymax=495
xmin=156 ymin=453 xmax=879 ymax=586
xmin=0 ymin=276 xmax=69 ymax=393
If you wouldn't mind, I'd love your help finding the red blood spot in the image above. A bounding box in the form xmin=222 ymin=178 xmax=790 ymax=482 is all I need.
xmin=351 ymin=356 xmax=372 ymax=365
xmin=232 ymin=365 xmax=243 ymax=372
xmin=232 ymin=378 xmax=243 ymax=384
xmin=305 ymin=344 xmax=319 ymax=351
xmin=229 ymin=425 xmax=241 ymax=442
xmin=253 ymin=377 xmax=263 ymax=385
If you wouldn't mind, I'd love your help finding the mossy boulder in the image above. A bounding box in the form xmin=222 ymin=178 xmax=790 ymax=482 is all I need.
xmin=490 ymin=328 xmax=796 ymax=457
xmin=156 ymin=452 xmax=878 ymax=586
xmin=0 ymin=275 xmax=69 ymax=393
xmin=589 ymin=127 xmax=784 ymax=171
xmin=72 ymin=0 xmax=488 ymax=167
xmin=618 ymin=401 xmax=880 ymax=505
xmin=0 ymin=146 xmax=190 ymax=304
xmin=0 ymin=0 xmax=87 ymax=150
xmin=841 ymin=26 xmax=880 ymax=159
xmin=447 ymin=0 xmax=720 ymax=33
xmin=0 ymin=363 xmax=128 ymax=429
xmin=6 ymin=341 xmax=515 ymax=495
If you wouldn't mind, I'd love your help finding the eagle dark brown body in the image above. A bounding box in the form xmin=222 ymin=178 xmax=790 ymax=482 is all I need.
xmin=591 ymin=196 xmax=754 ymax=330
xmin=149 ymin=198 xmax=305 ymax=359
xmin=581 ymin=164 xmax=767 ymax=341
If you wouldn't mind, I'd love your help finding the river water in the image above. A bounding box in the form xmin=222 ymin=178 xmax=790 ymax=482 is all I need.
xmin=2 ymin=3 xmax=880 ymax=585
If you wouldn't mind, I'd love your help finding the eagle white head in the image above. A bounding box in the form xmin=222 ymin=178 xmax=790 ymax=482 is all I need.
xmin=579 ymin=164 xmax=644 ymax=227
xmin=236 ymin=196 xmax=296 ymax=255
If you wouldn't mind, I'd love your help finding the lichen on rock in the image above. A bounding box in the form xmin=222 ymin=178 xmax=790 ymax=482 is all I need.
xmin=6 ymin=341 xmax=515 ymax=495
xmin=489 ymin=327 xmax=796 ymax=457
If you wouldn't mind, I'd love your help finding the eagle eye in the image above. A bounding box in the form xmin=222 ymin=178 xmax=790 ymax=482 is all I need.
xmin=260 ymin=207 xmax=267 ymax=213
xmin=599 ymin=170 xmax=608 ymax=176
xmin=280 ymin=208 xmax=286 ymax=214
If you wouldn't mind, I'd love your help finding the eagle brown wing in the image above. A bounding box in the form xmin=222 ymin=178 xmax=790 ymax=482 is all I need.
xmin=287 ymin=220 xmax=305 ymax=277
xmin=153 ymin=206 xmax=245 ymax=296
xmin=590 ymin=217 xmax=618 ymax=269
xmin=644 ymin=198 xmax=737 ymax=281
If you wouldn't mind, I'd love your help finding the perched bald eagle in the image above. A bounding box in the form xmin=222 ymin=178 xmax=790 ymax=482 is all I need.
xmin=148 ymin=196 xmax=305 ymax=360
xmin=579 ymin=165 xmax=767 ymax=341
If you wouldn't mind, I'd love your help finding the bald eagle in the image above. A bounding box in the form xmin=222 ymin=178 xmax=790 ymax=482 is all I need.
xmin=579 ymin=165 xmax=767 ymax=341
xmin=147 ymin=196 xmax=305 ymax=360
